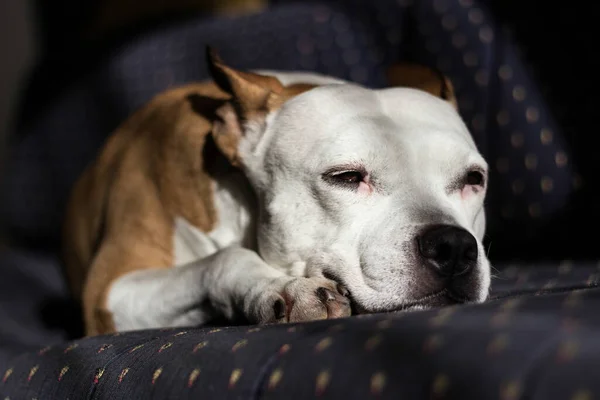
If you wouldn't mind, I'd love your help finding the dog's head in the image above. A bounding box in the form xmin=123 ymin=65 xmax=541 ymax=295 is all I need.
xmin=207 ymin=48 xmax=490 ymax=313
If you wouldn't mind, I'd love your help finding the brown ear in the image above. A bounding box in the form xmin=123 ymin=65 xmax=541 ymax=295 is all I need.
xmin=205 ymin=47 xmax=286 ymax=167
xmin=386 ymin=63 xmax=458 ymax=110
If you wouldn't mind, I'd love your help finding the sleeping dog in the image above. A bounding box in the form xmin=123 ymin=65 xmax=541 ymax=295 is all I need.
xmin=62 ymin=48 xmax=490 ymax=336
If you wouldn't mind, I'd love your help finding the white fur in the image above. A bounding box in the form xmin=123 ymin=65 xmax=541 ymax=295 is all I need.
xmin=107 ymin=71 xmax=492 ymax=331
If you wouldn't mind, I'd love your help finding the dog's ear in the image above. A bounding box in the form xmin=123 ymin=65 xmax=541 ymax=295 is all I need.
xmin=386 ymin=63 xmax=458 ymax=110
xmin=205 ymin=47 xmax=285 ymax=167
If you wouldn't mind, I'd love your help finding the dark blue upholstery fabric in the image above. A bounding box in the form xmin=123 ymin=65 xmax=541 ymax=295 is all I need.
xmin=1 ymin=262 xmax=599 ymax=399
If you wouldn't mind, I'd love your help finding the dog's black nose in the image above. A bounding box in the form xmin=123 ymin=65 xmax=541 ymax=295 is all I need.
xmin=418 ymin=225 xmax=478 ymax=277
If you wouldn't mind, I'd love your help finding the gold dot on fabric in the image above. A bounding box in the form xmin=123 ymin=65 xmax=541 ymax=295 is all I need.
xmin=475 ymin=69 xmax=489 ymax=86
xmin=487 ymin=334 xmax=509 ymax=355
xmin=463 ymin=52 xmax=478 ymax=67
xmin=158 ymin=342 xmax=173 ymax=353
xmin=500 ymin=381 xmax=522 ymax=400
xmin=525 ymin=154 xmax=538 ymax=170
xmin=315 ymin=337 xmax=333 ymax=352
xmin=315 ymin=370 xmax=331 ymax=396
xmin=268 ymin=369 xmax=284 ymax=390
xmin=512 ymin=85 xmax=527 ymax=102
xmin=279 ymin=344 xmax=291 ymax=355
xmin=497 ymin=110 xmax=510 ymax=126
xmin=528 ymin=203 xmax=541 ymax=218
xmin=247 ymin=327 xmax=261 ymax=333
xmin=231 ymin=339 xmax=248 ymax=352
xmin=571 ymin=390 xmax=593 ymax=400
xmin=27 ymin=365 xmax=39 ymax=382
xmin=540 ymin=128 xmax=553 ymax=144
xmin=498 ymin=65 xmax=513 ymax=80
xmin=151 ymin=368 xmax=162 ymax=385
xmin=371 ymin=372 xmax=387 ymax=395
xmin=472 ymin=114 xmax=486 ymax=132
xmin=452 ymin=33 xmax=468 ymax=48
xmin=479 ymin=26 xmax=494 ymax=43
xmin=229 ymin=369 xmax=243 ymax=389
xmin=526 ymin=106 xmax=540 ymax=123
xmin=193 ymin=341 xmax=208 ymax=353
xmin=541 ymin=176 xmax=554 ymax=193
xmin=496 ymin=158 xmax=510 ymax=173
xmin=432 ymin=374 xmax=450 ymax=396
xmin=510 ymin=132 xmax=524 ymax=148
xmin=187 ymin=368 xmax=200 ymax=388
xmin=555 ymin=151 xmax=568 ymax=167
xmin=58 ymin=366 xmax=70 ymax=382
xmin=511 ymin=180 xmax=524 ymax=195
xmin=365 ymin=334 xmax=383 ymax=351
xmin=2 ymin=368 xmax=13 ymax=383
xmin=442 ymin=15 xmax=458 ymax=31
xmin=556 ymin=339 xmax=579 ymax=363
xmin=119 ymin=368 xmax=130 ymax=384
xmin=468 ymin=8 xmax=484 ymax=24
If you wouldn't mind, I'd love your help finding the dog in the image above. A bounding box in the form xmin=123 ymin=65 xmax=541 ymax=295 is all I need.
xmin=62 ymin=48 xmax=491 ymax=336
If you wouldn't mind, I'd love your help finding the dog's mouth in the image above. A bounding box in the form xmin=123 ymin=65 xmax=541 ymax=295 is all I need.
xmin=348 ymin=288 xmax=472 ymax=315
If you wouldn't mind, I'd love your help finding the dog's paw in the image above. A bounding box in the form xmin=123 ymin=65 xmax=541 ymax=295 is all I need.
xmin=253 ymin=277 xmax=351 ymax=324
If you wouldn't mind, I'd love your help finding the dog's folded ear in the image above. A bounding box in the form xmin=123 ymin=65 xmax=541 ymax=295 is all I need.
xmin=386 ymin=63 xmax=458 ymax=110
xmin=205 ymin=46 xmax=286 ymax=167
xmin=206 ymin=46 xmax=285 ymax=118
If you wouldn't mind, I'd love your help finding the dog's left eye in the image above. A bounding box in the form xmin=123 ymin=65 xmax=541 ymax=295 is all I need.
xmin=466 ymin=170 xmax=485 ymax=186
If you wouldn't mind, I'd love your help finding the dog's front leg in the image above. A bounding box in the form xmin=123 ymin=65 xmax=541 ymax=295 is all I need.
xmin=106 ymin=247 xmax=351 ymax=332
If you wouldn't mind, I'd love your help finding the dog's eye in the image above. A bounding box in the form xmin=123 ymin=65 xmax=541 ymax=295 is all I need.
xmin=323 ymin=168 xmax=366 ymax=187
xmin=331 ymin=171 xmax=364 ymax=183
xmin=466 ymin=170 xmax=485 ymax=186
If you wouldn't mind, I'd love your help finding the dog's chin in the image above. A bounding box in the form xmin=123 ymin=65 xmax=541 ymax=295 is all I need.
xmin=350 ymin=289 xmax=471 ymax=315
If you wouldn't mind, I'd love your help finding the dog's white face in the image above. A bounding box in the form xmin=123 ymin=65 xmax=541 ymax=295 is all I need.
xmin=238 ymin=83 xmax=490 ymax=313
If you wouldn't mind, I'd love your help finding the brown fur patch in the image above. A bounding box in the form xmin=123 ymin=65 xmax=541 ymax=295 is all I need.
xmin=63 ymin=71 xmax=317 ymax=336
xmin=386 ymin=63 xmax=458 ymax=109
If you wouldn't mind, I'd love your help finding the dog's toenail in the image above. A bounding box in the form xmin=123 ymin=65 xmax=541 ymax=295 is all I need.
xmin=273 ymin=299 xmax=286 ymax=320
xmin=337 ymin=284 xmax=350 ymax=297
xmin=316 ymin=287 xmax=336 ymax=302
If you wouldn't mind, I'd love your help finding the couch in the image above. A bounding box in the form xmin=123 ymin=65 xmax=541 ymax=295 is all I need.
xmin=1 ymin=0 xmax=597 ymax=398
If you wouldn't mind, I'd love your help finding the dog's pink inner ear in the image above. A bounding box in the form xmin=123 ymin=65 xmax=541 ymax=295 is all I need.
xmin=386 ymin=63 xmax=458 ymax=110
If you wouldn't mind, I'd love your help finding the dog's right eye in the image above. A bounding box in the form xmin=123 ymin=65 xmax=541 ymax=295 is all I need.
xmin=330 ymin=171 xmax=363 ymax=183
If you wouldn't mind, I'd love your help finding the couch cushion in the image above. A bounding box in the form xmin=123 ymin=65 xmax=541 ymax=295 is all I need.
xmin=0 ymin=258 xmax=598 ymax=399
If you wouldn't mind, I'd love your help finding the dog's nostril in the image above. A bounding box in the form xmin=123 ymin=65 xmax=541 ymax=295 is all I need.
xmin=418 ymin=225 xmax=478 ymax=277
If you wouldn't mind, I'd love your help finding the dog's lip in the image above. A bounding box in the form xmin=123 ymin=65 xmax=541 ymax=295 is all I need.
xmin=348 ymin=288 xmax=472 ymax=315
